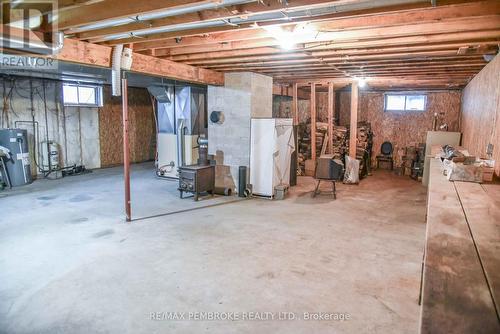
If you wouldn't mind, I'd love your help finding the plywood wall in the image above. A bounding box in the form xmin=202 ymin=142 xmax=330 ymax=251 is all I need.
xmin=338 ymin=90 xmax=461 ymax=164
xmin=98 ymin=86 xmax=155 ymax=167
xmin=461 ymin=54 xmax=500 ymax=177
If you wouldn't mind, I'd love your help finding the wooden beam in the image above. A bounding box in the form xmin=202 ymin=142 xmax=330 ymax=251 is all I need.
xmin=292 ymin=83 xmax=298 ymax=126
xmin=236 ymin=63 xmax=487 ymax=74
xmin=176 ymin=31 xmax=500 ymax=65
xmin=124 ymin=1 xmax=500 ymax=50
xmin=201 ymin=50 xmax=486 ymax=69
xmin=314 ymin=0 xmax=500 ymax=32
xmin=107 ymin=1 xmax=499 ymax=47
xmin=130 ymin=52 xmax=223 ymax=85
xmin=311 ymin=83 xmax=317 ymax=162
xmin=328 ymin=82 xmax=334 ymax=154
xmin=76 ymin=0 xmax=364 ymax=41
xmin=349 ymin=82 xmax=358 ymax=158
xmin=49 ymin=38 xmax=224 ymax=85
xmin=190 ymin=54 xmax=487 ymax=69
xmin=52 ymin=37 xmax=112 ymax=66
xmin=164 ymin=16 xmax=500 ymax=57
xmin=167 ymin=35 xmax=500 ymax=62
xmin=57 ymin=0 xmax=204 ymax=30
xmin=275 ymin=77 xmax=468 ymax=89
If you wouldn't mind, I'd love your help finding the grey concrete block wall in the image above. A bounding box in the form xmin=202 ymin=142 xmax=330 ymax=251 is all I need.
xmin=208 ymin=72 xmax=272 ymax=192
xmin=250 ymin=72 xmax=273 ymax=118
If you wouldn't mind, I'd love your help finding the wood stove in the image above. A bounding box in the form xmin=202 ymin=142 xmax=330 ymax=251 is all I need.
xmin=178 ymin=165 xmax=215 ymax=201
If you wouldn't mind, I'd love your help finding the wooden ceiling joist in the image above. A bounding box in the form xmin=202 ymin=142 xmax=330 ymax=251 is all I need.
xmin=38 ymin=0 xmax=500 ymax=89
xmin=177 ymin=42 xmax=498 ymax=66
xmin=58 ymin=0 xmax=206 ymax=30
xmin=164 ymin=34 xmax=500 ymax=61
xmin=74 ymin=0 xmax=367 ymax=41
xmin=154 ymin=16 xmax=500 ymax=57
xmin=126 ymin=0 xmax=499 ymax=50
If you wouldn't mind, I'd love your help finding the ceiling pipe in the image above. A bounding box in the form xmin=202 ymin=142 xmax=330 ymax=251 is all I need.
xmin=67 ymin=0 xmax=255 ymax=34
xmin=70 ymin=0 xmax=427 ymax=41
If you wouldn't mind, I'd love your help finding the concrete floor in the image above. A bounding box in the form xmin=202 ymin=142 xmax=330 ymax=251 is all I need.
xmin=0 ymin=165 xmax=427 ymax=334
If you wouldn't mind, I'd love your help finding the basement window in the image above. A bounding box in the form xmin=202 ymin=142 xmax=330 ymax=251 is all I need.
xmin=63 ymin=83 xmax=103 ymax=107
xmin=384 ymin=93 xmax=426 ymax=112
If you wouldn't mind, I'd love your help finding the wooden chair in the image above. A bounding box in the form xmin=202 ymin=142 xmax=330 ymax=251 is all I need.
xmin=376 ymin=141 xmax=394 ymax=170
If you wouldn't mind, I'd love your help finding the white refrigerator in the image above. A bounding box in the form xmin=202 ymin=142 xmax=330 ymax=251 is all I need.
xmin=250 ymin=118 xmax=295 ymax=197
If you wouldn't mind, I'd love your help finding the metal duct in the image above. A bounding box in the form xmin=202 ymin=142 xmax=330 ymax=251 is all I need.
xmin=111 ymin=44 xmax=123 ymax=96
xmin=87 ymin=0 xmax=426 ymax=42
xmin=147 ymin=86 xmax=172 ymax=103
xmin=68 ymin=0 xmax=255 ymax=33
xmin=176 ymin=119 xmax=186 ymax=168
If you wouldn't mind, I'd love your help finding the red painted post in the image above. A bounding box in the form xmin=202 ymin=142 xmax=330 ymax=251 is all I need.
xmin=122 ymin=78 xmax=131 ymax=222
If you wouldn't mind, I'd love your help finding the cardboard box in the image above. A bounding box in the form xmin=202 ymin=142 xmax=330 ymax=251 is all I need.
xmin=479 ymin=158 xmax=495 ymax=182
xmin=481 ymin=167 xmax=494 ymax=182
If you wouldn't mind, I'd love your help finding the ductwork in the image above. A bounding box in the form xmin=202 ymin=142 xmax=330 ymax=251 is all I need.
xmin=147 ymin=85 xmax=172 ymax=103
xmin=111 ymin=44 xmax=123 ymax=96
xmin=111 ymin=46 xmax=134 ymax=96
xmin=75 ymin=0 xmax=426 ymax=42
xmin=67 ymin=0 xmax=253 ymax=33
xmin=176 ymin=119 xmax=186 ymax=168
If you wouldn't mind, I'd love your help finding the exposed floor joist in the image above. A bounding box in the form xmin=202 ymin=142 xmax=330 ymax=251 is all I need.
xmin=19 ymin=0 xmax=500 ymax=88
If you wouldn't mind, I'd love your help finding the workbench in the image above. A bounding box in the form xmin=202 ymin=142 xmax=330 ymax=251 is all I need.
xmin=420 ymin=155 xmax=500 ymax=333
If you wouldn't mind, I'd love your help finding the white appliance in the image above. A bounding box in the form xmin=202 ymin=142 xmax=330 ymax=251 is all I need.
xmin=250 ymin=118 xmax=295 ymax=198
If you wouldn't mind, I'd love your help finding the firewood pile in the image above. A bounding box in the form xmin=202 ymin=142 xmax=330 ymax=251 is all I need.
xmin=347 ymin=121 xmax=373 ymax=178
xmin=331 ymin=126 xmax=348 ymax=160
xmin=297 ymin=123 xmax=310 ymax=175
xmin=297 ymin=122 xmax=348 ymax=174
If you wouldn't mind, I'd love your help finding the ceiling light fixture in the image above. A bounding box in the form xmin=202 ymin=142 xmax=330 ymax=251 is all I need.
xmin=357 ymin=78 xmax=367 ymax=88
xmin=261 ymin=23 xmax=319 ymax=51
xmin=262 ymin=25 xmax=296 ymax=50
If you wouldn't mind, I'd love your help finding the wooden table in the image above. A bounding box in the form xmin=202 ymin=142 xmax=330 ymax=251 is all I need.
xmin=420 ymin=157 xmax=500 ymax=333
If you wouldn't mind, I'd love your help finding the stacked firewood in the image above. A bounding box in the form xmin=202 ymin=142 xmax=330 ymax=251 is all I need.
xmin=331 ymin=126 xmax=347 ymax=160
xmin=297 ymin=122 xmax=350 ymax=174
xmin=297 ymin=123 xmax=310 ymax=175
xmin=346 ymin=122 xmax=373 ymax=178
xmin=315 ymin=122 xmax=329 ymax=158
